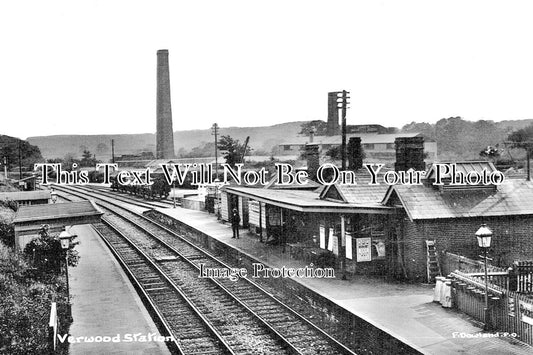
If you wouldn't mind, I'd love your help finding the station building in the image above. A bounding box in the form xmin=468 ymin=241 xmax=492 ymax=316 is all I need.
xmin=221 ymin=149 xmax=533 ymax=282
xmin=0 ymin=190 xmax=52 ymax=206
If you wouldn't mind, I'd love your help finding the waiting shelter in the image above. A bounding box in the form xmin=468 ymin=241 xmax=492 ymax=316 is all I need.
xmin=13 ymin=200 xmax=104 ymax=250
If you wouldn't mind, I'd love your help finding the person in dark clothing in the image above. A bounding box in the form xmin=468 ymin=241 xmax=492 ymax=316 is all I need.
xmin=231 ymin=208 xmax=240 ymax=239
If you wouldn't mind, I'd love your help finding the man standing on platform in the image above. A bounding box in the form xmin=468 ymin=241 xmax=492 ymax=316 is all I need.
xmin=231 ymin=208 xmax=240 ymax=239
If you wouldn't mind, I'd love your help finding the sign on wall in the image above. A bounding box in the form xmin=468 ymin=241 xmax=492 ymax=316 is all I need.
xmin=331 ymin=234 xmax=339 ymax=256
xmin=356 ymin=237 xmax=372 ymax=262
xmin=249 ymin=200 xmax=260 ymax=225
xmin=520 ymin=300 xmax=533 ymax=325
xmin=345 ymin=232 xmax=353 ymax=260
xmin=221 ymin=192 xmax=229 ymax=221
xmin=327 ymin=228 xmax=334 ymax=252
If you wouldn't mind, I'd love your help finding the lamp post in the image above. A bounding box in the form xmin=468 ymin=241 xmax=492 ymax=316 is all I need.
xmin=475 ymin=224 xmax=493 ymax=331
xmin=59 ymin=229 xmax=77 ymax=320
xmin=212 ymin=123 xmax=219 ymax=179
xmin=51 ymin=188 xmax=57 ymax=204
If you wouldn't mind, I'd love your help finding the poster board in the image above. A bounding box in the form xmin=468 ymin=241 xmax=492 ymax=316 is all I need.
xmin=356 ymin=237 xmax=372 ymax=262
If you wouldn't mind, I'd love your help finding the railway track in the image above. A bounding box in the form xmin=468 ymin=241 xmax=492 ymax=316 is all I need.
xmin=54 ymin=184 xmax=357 ymax=355
xmin=76 ymin=184 xmax=175 ymax=209
xmin=95 ymin=222 xmax=233 ymax=355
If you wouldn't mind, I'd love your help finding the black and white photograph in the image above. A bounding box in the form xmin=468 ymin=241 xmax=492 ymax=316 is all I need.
xmin=3 ymin=1 xmax=533 ymax=354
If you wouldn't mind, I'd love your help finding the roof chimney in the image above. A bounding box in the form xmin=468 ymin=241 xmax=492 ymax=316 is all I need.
xmin=348 ymin=137 xmax=363 ymax=171
xmin=395 ymin=137 xmax=425 ymax=172
xmin=309 ymin=126 xmax=316 ymax=143
xmin=305 ymin=143 xmax=320 ymax=181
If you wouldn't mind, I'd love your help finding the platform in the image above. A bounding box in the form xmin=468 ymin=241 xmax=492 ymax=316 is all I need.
xmin=67 ymin=224 xmax=171 ymax=355
xmin=153 ymin=206 xmax=533 ymax=355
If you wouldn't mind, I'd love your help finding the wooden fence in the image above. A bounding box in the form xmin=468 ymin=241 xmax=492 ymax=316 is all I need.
xmin=515 ymin=261 xmax=533 ymax=294
xmin=442 ymin=252 xmax=510 ymax=288
xmin=450 ymin=271 xmax=533 ymax=346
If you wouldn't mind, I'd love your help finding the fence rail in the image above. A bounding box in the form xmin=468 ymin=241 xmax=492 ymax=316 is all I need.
xmin=442 ymin=252 xmax=510 ymax=288
xmin=450 ymin=270 xmax=533 ymax=346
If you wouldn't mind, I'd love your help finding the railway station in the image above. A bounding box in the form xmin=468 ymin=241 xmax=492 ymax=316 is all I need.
xmin=52 ymin=182 xmax=529 ymax=354
xmin=4 ymin=45 xmax=533 ymax=354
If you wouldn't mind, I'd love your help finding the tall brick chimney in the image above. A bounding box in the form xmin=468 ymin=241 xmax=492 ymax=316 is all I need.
xmin=305 ymin=143 xmax=320 ymax=181
xmin=156 ymin=49 xmax=175 ymax=159
xmin=395 ymin=137 xmax=425 ymax=172
xmin=326 ymin=92 xmax=340 ymax=136
xmin=348 ymin=137 xmax=363 ymax=171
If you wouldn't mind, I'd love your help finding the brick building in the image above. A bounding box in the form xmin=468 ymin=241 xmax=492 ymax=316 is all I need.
xmin=383 ymin=163 xmax=533 ymax=281
xmin=222 ymin=160 xmax=533 ymax=282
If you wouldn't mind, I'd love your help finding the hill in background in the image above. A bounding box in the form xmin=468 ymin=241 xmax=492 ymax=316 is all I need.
xmin=27 ymin=121 xmax=305 ymax=160
xmin=25 ymin=117 xmax=533 ymax=162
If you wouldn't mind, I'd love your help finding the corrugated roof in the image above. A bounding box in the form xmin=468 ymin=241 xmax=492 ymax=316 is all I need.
xmin=0 ymin=190 xmax=51 ymax=201
xmin=226 ymin=186 xmax=393 ymax=213
xmin=385 ymin=179 xmax=533 ymax=220
xmin=14 ymin=200 xmax=103 ymax=223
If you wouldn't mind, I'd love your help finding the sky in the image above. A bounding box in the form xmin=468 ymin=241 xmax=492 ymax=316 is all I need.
xmin=2 ymin=0 xmax=533 ymax=139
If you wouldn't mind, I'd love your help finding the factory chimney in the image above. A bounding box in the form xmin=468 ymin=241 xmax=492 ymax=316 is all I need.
xmin=326 ymin=92 xmax=340 ymax=136
xmin=156 ymin=49 xmax=175 ymax=159
xmin=305 ymin=143 xmax=320 ymax=181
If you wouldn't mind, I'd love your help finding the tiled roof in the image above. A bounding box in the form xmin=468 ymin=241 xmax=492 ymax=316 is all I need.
xmin=14 ymin=200 xmax=103 ymax=223
xmin=426 ymin=161 xmax=497 ymax=180
xmin=385 ymin=179 xmax=533 ymax=220
xmin=0 ymin=190 xmax=51 ymax=201
xmin=264 ymin=174 xmax=321 ymax=190
xmin=334 ymin=184 xmax=390 ymax=204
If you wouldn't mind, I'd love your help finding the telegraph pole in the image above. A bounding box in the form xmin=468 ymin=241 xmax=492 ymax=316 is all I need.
xmin=18 ymin=140 xmax=22 ymax=180
xmin=111 ymin=139 xmax=115 ymax=164
xmin=337 ymin=90 xmax=350 ymax=170
xmin=212 ymin=123 xmax=219 ymax=178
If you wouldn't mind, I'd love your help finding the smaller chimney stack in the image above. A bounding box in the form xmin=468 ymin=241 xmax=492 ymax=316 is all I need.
xmin=309 ymin=126 xmax=316 ymax=143
xmin=395 ymin=137 xmax=425 ymax=172
xmin=348 ymin=137 xmax=363 ymax=171
xmin=326 ymin=92 xmax=340 ymax=136
xmin=305 ymin=143 xmax=320 ymax=181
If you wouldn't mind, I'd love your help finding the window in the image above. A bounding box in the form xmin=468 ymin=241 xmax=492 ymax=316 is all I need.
xmin=363 ymin=143 xmax=375 ymax=150
xmin=386 ymin=143 xmax=395 ymax=150
xmin=283 ymin=145 xmax=292 ymax=151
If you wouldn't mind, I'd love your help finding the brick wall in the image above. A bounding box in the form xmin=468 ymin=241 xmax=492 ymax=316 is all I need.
xmin=401 ymin=215 xmax=533 ymax=281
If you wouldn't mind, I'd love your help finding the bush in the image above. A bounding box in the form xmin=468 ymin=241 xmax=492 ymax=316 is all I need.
xmin=0 ymin=223 xmax=15 ymax=248
xmin=23 ymin=225 xmax=80 ymax=281
xmin=0 ymin=243 xmax=71 ymax=354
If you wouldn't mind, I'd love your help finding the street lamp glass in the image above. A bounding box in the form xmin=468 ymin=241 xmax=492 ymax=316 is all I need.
xmin=475 ymin=224 xmax=493 ymax=248
xmin=59 ymin=231 xmax=72 ymax=250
